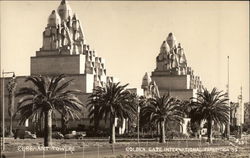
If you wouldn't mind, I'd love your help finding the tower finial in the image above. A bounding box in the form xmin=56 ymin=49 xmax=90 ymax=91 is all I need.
xmin=57 ymin=0 xmax=72 ymax=22
xmin=61 ymin=0 xmax=66 ymax=5
xmin=166 ymin=32 xmax=177 ymax=48
xmin=160 ymin=40 xmax=170 ymax=53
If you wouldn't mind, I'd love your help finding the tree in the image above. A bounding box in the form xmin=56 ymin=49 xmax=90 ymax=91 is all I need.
xmin=244 ymin=102 xmax=250 ymax=124
xmin=189 ymin=109 xmax=203 ymax=138
xmin=7 ymin=76 xmax=17 ymax=136
xmin=141 ymin=94 xmax=183 ymax=143
xmin=87 ymin=82 xmax=136 ymax=144
xmin=179 ymin=100 xmax=203 ymax=138
xmin=179 ymin=100 xmax=193 ymax=117
xmin=138 ymin=96 xmax=153 ymax=136
xmin=190 ymin=88 xmax=229 ymax=143
xmin=15 ymin=74 xmax=83 ymax=146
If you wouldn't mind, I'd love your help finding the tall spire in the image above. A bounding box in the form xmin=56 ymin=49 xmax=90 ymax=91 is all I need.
xmin=141 ymin=72 xmax=151 ymax=89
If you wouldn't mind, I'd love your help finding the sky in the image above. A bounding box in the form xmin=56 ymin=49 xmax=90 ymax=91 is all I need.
xmin=0 ymin=1 xmax=249 ymax=102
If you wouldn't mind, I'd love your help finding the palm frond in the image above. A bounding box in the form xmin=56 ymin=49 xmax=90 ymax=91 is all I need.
xmin=15 ymin=74 xmax=84 ymax=125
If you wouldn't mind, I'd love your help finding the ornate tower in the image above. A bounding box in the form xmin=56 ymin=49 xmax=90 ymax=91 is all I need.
xmin=155 ymin=33 xmax=188 ymax=75
xmin=144 ymin=32 xmax=203 ymax=100
xmin=141 ymin=33 xmax=204 ymax=134
xmin=30 ymin=0 xmax=117 ymax=93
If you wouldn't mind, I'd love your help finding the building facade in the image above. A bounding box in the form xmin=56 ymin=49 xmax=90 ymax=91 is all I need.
xmin=244 ymin=102 xmax=250 ymax=125
xmin=142 ymin=33 xmax=203 ymax=100
xmin=1 ymin=0 xmax=118 ymax=133
xmin=231 ymin=88 xmax=245 ymax=127
xmin=141 ymin=33 xmax=204 ymax=134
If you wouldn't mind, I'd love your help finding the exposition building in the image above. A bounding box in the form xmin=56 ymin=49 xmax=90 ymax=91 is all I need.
xmin=1 ymin=0 xmax=205 ymax=135
xmin=141 ymin=33 xmax=204 ymax=134
xmin=0 ymin=0 xmax=119 ymax=133
xmin=142 ymin=33 xmax=203 ymax=100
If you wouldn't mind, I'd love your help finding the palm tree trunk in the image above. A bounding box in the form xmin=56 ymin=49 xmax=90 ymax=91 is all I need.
xmin=127 ymin=119 xmax=130 ymax=133
xmin=61 ymin=115 xmax=67 ymax=135
xmin=207 ymin=118 xmax=212 ymax=143
xmin=8 ymin=80 xmax=16 ymax=137
xmin=44 ymin=110 xmax=52 ymax=146
xmin=39 ymin=115 xmax=43 ymax=136
xmin=94 ymin=119 xmax=99 ymax=134
xmin=157 ymin=122 xmax=160 ymax=136
xmin=160 ymin=120 xmax=166 ymax=143
xmin=109 ymin=115 xmax=116 ymax=144
xmin=9 ymin=105 xmax=14 ymax=136
xmin=197 ymin=121 xmax=202 ymax=139
xmin=9 ymin=115 xmax=13 ymax=136
xmin=8 ymin=94 xmax=15 ymax=137
xmin=150 ymin=126 xmax=153 ymax=138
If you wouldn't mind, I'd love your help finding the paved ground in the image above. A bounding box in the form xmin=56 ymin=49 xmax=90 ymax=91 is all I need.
xmin=1 ymin=137 xmax=250 ymax=158
xmin=3 ymin=146 xmax=124 ymax=158
xmin=3 ymin=145 xmax=250 ymax=158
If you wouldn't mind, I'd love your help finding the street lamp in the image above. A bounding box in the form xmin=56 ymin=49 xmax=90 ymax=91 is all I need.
xmin=1 ymin=70 xmax=15 ymax=152
xmin=226 ymin=56 xmax=230 ymax=139
xmin=137 ymin=105 xmax=140 ymax=144
xmin=237 ymin=86 xmax=243 ymax=139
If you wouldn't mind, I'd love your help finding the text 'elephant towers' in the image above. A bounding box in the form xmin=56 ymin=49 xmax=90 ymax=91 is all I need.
xmin=142 ymin=33 xmax=203 ymax=100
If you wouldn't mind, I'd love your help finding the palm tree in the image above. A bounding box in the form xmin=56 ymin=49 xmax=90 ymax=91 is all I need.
xmin=190 ymin=88 xmax=229 ymax=143
xmin=137 ymin=96 xmax=149 ymax=134
xmin=141 ymin=94 xmax=183 ymax=143
xmin=87 ymin=82 xmax=136 ymax=144
xmin=15 ymin=74 xmax=83 ymax=146
xmin=7 ymin=76 xmax=17 ymax=136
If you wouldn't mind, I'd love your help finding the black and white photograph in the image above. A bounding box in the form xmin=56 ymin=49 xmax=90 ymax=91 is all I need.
xmin=0 ymin=0 xmax=249 ymax=157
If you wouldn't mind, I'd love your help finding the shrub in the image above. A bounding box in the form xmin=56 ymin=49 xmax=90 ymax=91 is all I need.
xmin=166 ymin=130 xmax=188 ymax=139
xmin=86 ymin=128 xmax=110 ymax=137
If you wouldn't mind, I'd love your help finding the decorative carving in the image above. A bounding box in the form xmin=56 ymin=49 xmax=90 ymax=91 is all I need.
xmin=40 ymin=2 xmax=85 ymax=55
xmin=155 ymin=33 xmax=189 ymax=75
xmin=151 ymin=32 xmax=204 ymax=94
xmin=141 ymin=72 xmax=160 ymax=98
